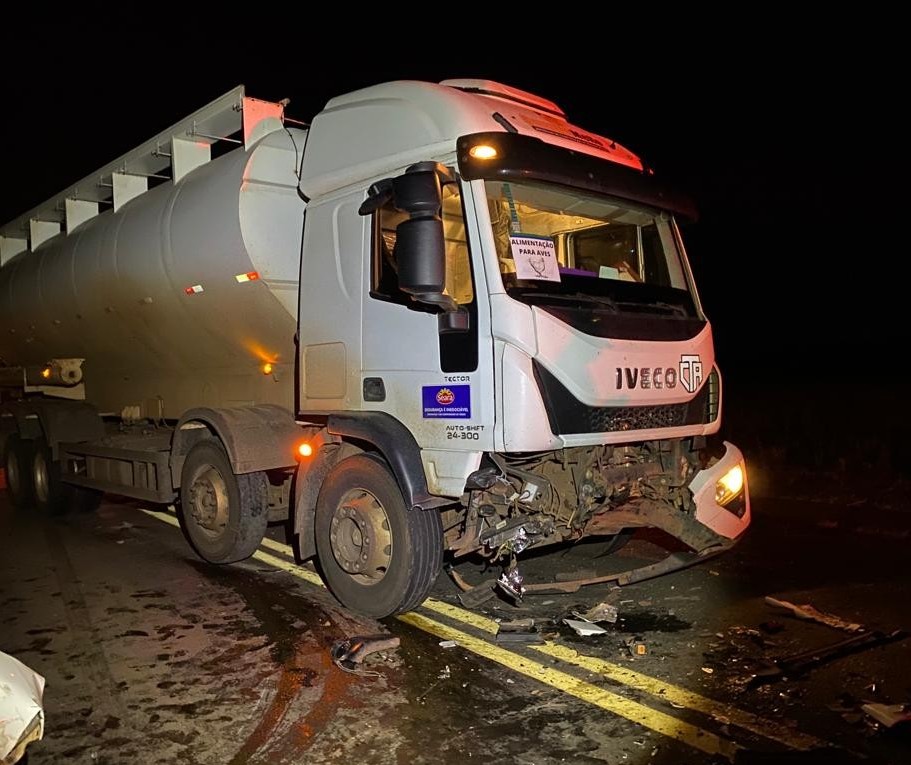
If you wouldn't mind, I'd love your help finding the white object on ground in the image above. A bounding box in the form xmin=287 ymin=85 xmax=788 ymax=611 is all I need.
xmin=563 ymin=619 xmax=608 ymax=636
xmin=0 ymin=651 xmax=45 ymax=764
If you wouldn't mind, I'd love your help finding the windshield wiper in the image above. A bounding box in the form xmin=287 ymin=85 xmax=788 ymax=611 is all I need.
xmin=518 ymin=291 xmax=620 ymax=312
xmin=613 ymin=300 xmax=689 ymax=318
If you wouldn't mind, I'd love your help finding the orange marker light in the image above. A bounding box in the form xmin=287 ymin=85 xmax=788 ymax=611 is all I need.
xmin=41 ymin=367 xmax=52 ymax=379
xmin=262 ymin=362 xmax=274 ymax=375
xmin=297 ymin=442 xmax=313 ymax=458
xmin=469 ymin=144 xmax=498 ymax=160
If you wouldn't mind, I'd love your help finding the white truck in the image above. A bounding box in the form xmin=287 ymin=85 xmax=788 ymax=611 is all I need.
xmin=0 ymin=80 xmax=749 ymax=617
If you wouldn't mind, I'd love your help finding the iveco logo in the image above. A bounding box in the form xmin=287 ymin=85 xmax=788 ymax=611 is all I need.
xmin=615 ymin=354 xmax=704 ymax=393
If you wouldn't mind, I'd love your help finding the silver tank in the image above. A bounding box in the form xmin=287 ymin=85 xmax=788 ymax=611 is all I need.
xmin=0 ymin=129 xmax=306 ymax=417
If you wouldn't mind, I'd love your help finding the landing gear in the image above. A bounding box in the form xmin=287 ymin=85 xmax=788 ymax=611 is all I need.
xmin=315 ymin=454 xmax=442 ymax=618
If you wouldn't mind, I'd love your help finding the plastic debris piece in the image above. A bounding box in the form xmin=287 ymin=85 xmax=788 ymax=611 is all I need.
xmin=701 ymin=667 xmax=714 ymax=674
xmin=438 ymin=640 xmax=458 ymax=649
xmin=627 ymin=641 xmax=648 ymax=656
xmin=438 ymin=665 xmax=451 ymax=679
xmin=862 ymin=703 xmax=911 ymax=728
xmin=563 ymin=618 xmax=607 ymax=636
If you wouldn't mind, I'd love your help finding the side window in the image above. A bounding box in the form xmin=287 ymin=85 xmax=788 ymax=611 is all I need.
xmin=371 ymin=183 xmax=474 ymax=306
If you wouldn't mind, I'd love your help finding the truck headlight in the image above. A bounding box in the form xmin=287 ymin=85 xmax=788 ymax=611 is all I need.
xmin=715 ymin=464 xmax=745 ymax=506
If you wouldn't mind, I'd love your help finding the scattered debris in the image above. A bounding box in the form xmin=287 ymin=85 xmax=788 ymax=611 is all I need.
xmin=579 ymin=602 xmax=619 ymax=624
xmin=330 ymin=635 xmax=400 ymax=676
xmin=438 ymin=640 xmax=458 ymax=649
xmin=862 ymin=702 xmax=911 ymax=729
xmin=438 ymin=665 xmax=451 ymax=680
xmin=563 ymin=619 xmax=608 ymax=637
xmin=764 ymin=596 xmax=864 ymax=633
xmin=627 ymin=639 xmax=648 ymax=656
xmin=701 ymin=667 xmax=714 ymax=674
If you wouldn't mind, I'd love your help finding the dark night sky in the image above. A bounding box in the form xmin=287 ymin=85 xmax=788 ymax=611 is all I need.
xmin=2 ymin=21 xmax=905 ymax=387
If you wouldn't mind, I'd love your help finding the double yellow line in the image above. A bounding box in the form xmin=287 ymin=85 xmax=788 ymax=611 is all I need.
xmin=140 ymin=509 xmax=826 ymax=759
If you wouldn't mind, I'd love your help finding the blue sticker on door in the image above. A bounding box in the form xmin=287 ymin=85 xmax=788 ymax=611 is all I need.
xmin=422 ymin=385 xmax=471 ymax=419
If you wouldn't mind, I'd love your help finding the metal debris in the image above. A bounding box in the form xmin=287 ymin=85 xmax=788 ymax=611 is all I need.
xmin=497 ymin=566 xmax=526 ymax=601
xmin=438 ymin=640 xmax=458 ymax=649
xmin=330 ymin=635 xmax=400 ymax=676
xmin=496 ymin=618 xmax=544 ymax=644
xmin=752 ymin=630 xmax=908 ymax=683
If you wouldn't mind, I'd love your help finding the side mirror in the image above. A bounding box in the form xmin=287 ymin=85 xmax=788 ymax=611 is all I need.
xmin=359 ymin=162 xmax=469 ymax=334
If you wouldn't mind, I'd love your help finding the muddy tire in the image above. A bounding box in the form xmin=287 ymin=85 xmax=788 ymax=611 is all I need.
xmin=31 ymin=437 xmax=102 ymax=515
xmin=315 ymin=454 xmax=442 ymax=618
xmin=4 ymin=434 xmax=35 ymax=509
xmin=178 ymin=440 xmax=269 ymax=564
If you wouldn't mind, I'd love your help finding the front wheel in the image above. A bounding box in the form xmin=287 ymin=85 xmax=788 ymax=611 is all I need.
xmin=315 ymin=454 xmax=442 ymax=618
xmin=178 ymin=440 xmax=269 ymax=563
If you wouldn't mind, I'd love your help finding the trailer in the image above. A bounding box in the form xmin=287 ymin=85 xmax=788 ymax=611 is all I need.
xmin=0 ymin=80 xmax=750 ymax=617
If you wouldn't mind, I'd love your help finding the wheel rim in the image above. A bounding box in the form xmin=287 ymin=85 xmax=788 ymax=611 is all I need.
xmin=33 ymin=449 xmax=49 ymax=504
xmin=329 ymin=488 xmax=393 ymax=585
xmin=188 ymin=466 xmax=230 ymax=540
xmin=7 ymin=449 xmax=21 ymax=496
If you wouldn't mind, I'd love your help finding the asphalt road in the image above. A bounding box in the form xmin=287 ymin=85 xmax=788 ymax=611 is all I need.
xmin=2 ymin=487 xmax=909 ymax=764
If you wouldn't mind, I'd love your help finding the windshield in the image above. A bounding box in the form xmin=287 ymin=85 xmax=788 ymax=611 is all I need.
xmin=485 ymin=180 xmax=698 ymax=318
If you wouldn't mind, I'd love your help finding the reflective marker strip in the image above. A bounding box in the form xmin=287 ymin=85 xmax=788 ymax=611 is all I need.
xmin=235 ymin=271 xmax=260 ymax=283
xmin=184 ymin=284 xmax=204 ymax=294
xmin=398 ymin=611 xmax=739 ymax=760
xmin=139 ymin=509 xmax=824 ymax=755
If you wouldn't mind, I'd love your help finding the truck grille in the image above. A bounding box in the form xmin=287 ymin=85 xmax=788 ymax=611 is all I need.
xmin=533 ymin=363 xmax=719 ymax=436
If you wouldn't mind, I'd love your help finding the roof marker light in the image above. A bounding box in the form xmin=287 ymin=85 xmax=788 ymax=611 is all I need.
xmin=469 ymin=144 xmax=498 ymax=160
xmin=262 ymin=362 xmax=273 ymax=375
xmin=184 ymin=285 xmax=204 ymax=295
xmin=235 ymin=271 xmax=260 ymax=283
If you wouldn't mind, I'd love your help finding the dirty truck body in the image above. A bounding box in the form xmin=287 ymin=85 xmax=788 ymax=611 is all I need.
xmin=0 ymin=80 xmax=750 ymax=617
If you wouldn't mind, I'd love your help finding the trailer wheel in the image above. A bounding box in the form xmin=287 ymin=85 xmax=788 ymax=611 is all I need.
xmin=315 ymin=454 xmax=442 ymax=617
xmin=179 ymin=440 xmax=269 ymax=564
xmin=4 ymin=434 xmax=35 ymax=509
xmin=31 ymin=437 xmax=102 ymax=515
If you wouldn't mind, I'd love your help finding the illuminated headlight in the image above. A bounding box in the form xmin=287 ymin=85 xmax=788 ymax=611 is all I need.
xmin=715 ymin=464 xmax=745 ymax=506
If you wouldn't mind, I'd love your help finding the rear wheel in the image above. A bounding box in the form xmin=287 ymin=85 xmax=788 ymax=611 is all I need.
xmin=4 ymin=434 xmax=35 ymax=508
xmin=32 ymin=437 xmax=102 ymax=515
xmin=179 ymin=440 xmax=269 ymax=563
xmin=315 ymin=454 xmax=442 ymax=618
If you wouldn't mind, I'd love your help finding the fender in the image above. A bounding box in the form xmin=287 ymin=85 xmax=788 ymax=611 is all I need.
xmin=326 ymin=411 xmax=436 ymax=510
xmin=171 ymin=404 xmax=301 ymax=486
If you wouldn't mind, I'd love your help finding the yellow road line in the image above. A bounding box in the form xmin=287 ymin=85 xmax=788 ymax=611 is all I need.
xmin=138 ymin=508 xmax=821 ymax=754
xmin=398 ymin=611 xmax=739 ymax=760
xmin=419 ymin=600 xmax=825 ymax=751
